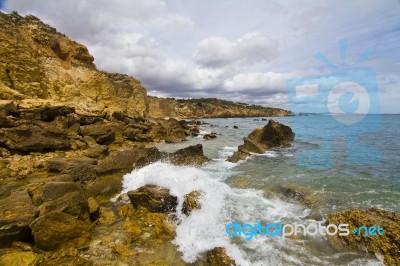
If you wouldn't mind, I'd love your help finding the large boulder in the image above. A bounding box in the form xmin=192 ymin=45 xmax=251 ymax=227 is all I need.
xmin=29 ymin=212 xmax=90 ymax=251
xmin=228 ymin=120 xmax=294 ymax=162
xmin=206 ymin=247 xmax=236 ymax=266
xmin=169 ymin=144 xmax=210 ymax=166
xmin=182 ymin=190 xmax=203 ymax=215
xmin=0 ymin=122 xmax=70 ymax=152
xmin=327 ymin=208 xmax=400 ymax=265
xmin=127 ymin=185 xmax=178 ymax=213
xmin=46 ymin=156 xmax=97 ymax=182
xmin=0 ymin=190 xmax=38 ymax=247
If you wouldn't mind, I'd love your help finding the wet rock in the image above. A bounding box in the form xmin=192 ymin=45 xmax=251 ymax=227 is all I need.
xmin=203 ymin=132 xmax=218 ymax=140
xmin=280 ymin=184 xmax=318 ymax=207
xmin=84 ymin=174 xmax=123 ymax=199
xmin=0 ymin=122 xmax=70 ymax=152
xmin=169 ymin=144 xmax=210 ymax=166
xmin=228 ymin=120 xmax=294 ymax=163
xmin=40 ymin=247 xmax=93 ymax=266
xmin=182 ymin=190 xmax=203 ymax=215
xmin=0 ymin=251 xmax=42 ymax=266
xmin=233 ymin=125 xmax=238 ymax=129
xmin=134 ymin=147 xmax=168 ymax=168
xmin=29 ymin=212 xmax=90 ymax=251
xmin=206 ymin=247 xmax=236 ymax=266
xmin=127 ymin=185 xmax=178 ymax=213
xmin=46 ymin=156 xmax=97 ymax=182
xmin=79 ymin=122 xmax=115 ymax=144
xmin=327 ymin=208 xmax=400 ymax=265
xmin=113 ymin=243 xmax=136 ymax=257
xmin=0 ymin=190 xmax=38 ymax=247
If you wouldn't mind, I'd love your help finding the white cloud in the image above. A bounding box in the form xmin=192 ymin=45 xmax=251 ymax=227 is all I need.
xmin=194 ymin=32 xmax=279 ymax=68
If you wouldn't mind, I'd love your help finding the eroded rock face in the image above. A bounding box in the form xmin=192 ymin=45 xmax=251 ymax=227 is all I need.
xmin=127 ymin=185 xmax=178 ymax=213
xmin=228 ymin=120 xmax=294 ymax=162
xmin=0 ymin=190 xmax=38 ymax=247
xmin=327 ymin=208 xmax=400 ymax=265
xmin=29 ymin=212 xmax=90 ymax=251
xmin=206 ymin=247 xmax=236 ymax=266
xmin=0 ymin=12 xmax=148 ymax=118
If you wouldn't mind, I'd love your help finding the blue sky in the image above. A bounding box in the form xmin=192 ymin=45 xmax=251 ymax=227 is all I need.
xmin=2 ymin=0 xmax=400 ymax=113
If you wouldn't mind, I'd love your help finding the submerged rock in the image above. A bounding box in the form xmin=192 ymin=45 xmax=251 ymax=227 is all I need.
xmin=206 ymin=247 xmax=236 ymax=266
xmin=127 ymin=185 xmax=178 ymax=213
xmin=0 ymin=190 xmax=38 ymax=247
xmin=182 ymin=190 xmax=204 ymax=215
xmin=228 ymin=119 xmax=294 ymax=162
xmin=327 ymin=208 xmax=400 ymax=265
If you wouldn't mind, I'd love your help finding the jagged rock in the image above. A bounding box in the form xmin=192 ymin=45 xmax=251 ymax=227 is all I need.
xmin=327 ymin=208 xmax=400 ymax=265
xmin=134 ymin=147 xmax=168 ymax=168
xmin=280 ymin=184 xmax=317 ymax=207
xmin=79 ymin=122 xmax=115 ymax=144
xmin=46 ymin=156 xmax=97 ymax=182
xmin=0 ymin=122 xmax=70 ymax=152
xmin=14 ymin=104 xmax=75 ymax=122
xmin=29 ymin=212 xmax=90 ymax=251
xmin=0 ymin=190 xmax=38 ymax=247
xmin=41 ymin=182 xmax=81 ymax=202
xmin=127 ymin=185 xmax=178 ymax=213
xmin=76 ymin=114 xmax=104 ymax=126
xmin=0 ymin=100 xmax=17 ymax=116
xmin=206 ymin=247 xmax=236 ymax=266
xmin=228 ymin=120 xmax=294 ymax=163
xmin=95 ymin=146 xmax=152 ymax=174
xmin=182 ymin=190 xmax=203 ymax=215
xmin=169 ymin=144 xmax=210 ymax=166
xmin=98 ymin=207 xmax=117 ymax=225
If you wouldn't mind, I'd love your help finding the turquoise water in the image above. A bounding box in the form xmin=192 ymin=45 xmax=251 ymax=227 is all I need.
xmin=122 ymin=115 xmax=399 ymax=265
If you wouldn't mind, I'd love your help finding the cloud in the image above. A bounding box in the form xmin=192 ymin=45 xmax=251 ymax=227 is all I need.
xmin=193 ymin=32 xmax=279 ymax=68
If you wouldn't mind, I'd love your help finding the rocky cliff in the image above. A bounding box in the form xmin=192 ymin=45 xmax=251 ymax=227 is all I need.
xmin=148 ymin=96 xmax=291 ymax=118
xmin=0 ymin=11 xmax=148 ymax=118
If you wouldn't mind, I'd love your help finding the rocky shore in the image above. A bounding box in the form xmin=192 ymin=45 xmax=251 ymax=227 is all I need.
xmin=0 ymin=11 xmax=399 ymax=266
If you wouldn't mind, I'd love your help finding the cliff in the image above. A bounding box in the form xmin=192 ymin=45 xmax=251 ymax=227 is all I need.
xmin=148 ymin=96 xmax=291 ymax=118
xmin=0 ymin=11 xmax=148 ymax=118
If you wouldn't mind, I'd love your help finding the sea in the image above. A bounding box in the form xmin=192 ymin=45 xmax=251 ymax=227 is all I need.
xmin=120 ymin=114 xmax=400 ymax=265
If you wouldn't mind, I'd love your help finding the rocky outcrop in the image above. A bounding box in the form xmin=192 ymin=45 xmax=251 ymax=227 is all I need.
xmin=0 ymin=11 xmax=147 ymax=118
xmin=46 ymin=156 xmax=98 ymax=183
xmin=228 ymin=119 xmax=294 ymax=162
xmin=327 ymin=208 xmax=400 ymax=265
xmin=127 ymin=185 xmax=178 ymax=213
xmin=206 ymin=247 xmax=236 ymax=266
xmin=148 ymin=96 xmax=291 ymax=119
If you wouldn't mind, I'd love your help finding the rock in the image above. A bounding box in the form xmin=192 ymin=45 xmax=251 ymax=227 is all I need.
xmin=203 ymin=132 xmax=218 ymax=140
xmin=46 ymin=156 xmax=97 ymax=182
xmin=15 ymin=104 xmax=75 ymax=122
xmin=127 ymin=185 xmax=178 ymax=213
xmin=79 ymin=122 xmax=115 ymax=144
xmin=113 ymin=243 xmax=136 ymax=257
xmin=41 ymin=182 xmax=82 ymax=202
xmin=39 ymin=247 xmax=93 ymax=266
xmin=98 ymin=207 xmax=117 ymax=225
xmin=327 ymin=208 xmax=400 ymax=265
xmin=206 ymin=247 xmax=236 ymax=266
xmin=38 ymin=191 xmax=89 ymax=222
xmin=0 ymin=122 xmax=70 ymax=152
xmin=0 ymin=190 xmax=38 ymax=247
xmin=0 ymin=251 xmax=42 ymax=266
xmin=233 ymin=125 xmax=238 ymax=129
xmin=83 ymin=145 xmax=108 ymax=158
xmin=134 ymin=147 xmax=168 ymax=168
xmin=169 ymin=144 xmax=210 ymax=166
xmin=182 ymin=190 xmax=203 ymax=215
xmin=95 ymin=146 xmax=151 ymax=174
xmin=280 ymin=184 xmax=318 ymax=207
xmin=84 ymin=174 xmax=123 ymax=199
xmin=228 ymin=120 xmax=294 ymax=163
xmin=29 ymin=212 xmax=90 ymax=251
xmin=87 ymin=197 xmax=100 ymax=221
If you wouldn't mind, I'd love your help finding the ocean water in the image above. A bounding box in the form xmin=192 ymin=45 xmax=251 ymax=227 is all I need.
xmin=120 ymin=115 xmax=400 ymax=265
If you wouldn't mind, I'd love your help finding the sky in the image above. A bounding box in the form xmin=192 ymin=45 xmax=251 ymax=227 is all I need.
xmin=2 ymin=0 xmax=400 ymax=113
